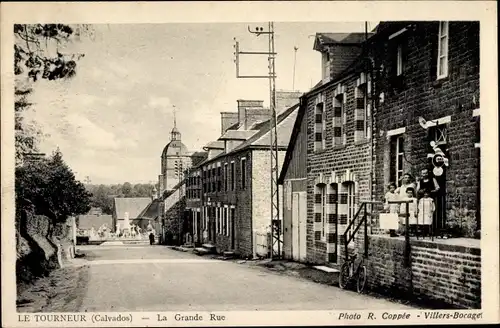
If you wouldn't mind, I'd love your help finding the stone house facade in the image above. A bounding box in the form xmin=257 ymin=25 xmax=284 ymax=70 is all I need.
xmin=279 ymin=32 xmax=374 ymax=266
xmin=369 ymin=21 xmax=480 ymax=237
xmin=197 ymin=98 xmax=299 ymax=257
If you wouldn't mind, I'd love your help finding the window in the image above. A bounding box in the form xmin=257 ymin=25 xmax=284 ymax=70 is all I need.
xmin=240 ymin=158 xmax=247 ymax=189
xmin=346 ymin=182 xmax=356 ymax=242
xmin=218 ymin=208 xmax=222 ymax=234
xmin=332 ymin=94 xmax=346 ymax=146
xmin=437 ymin=21 xmax=449 ymax=79
xmin=354 ymin=84 xmax=368 ymax=141
xmin=223 ymin=207 xmax=227 ymax=236
xmin=322 ymin=52 xmax=331 ymax=82
xmin=224 ymin=163 xmax=228 ymax=191
xmin=321 ymin=186 xmax=327 ymax=240
xmin=390 ymin=135 xmax=405 ymax=186
xmin=396 ymin=44 xmax=403 ymax=76
xmin=315 ymin=103 xmax=325 ymax=151
xmin=217 ymin=166 xmax=222 ymax=192
xmin=230 ymin=161 xmax=235 ymax=191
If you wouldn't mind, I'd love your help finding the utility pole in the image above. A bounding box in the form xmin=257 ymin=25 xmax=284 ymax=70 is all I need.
xmin=292 ymin=46 xmax=298 ymax=91
xmin=233 ymin=22 xmax=282 ymax=260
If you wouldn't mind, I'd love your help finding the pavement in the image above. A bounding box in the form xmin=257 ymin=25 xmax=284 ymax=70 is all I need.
xmin=18 ymin=244 xmax=418 ymax=312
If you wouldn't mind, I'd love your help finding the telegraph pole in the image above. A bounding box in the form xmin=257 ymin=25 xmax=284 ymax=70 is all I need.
xmin=233 ymin=22 xmax=281 ymax=260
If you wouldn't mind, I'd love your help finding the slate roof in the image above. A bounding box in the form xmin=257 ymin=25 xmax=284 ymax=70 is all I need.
xmin=313 ymin=32 xmax=371 ymax=51
xmin=113 ymin=197 xmax=152 ymax=220
xmin=218 ymin=130 xmax=259 ymax=141
xmin=138 ymin=199 xmax=161 ymax=219
xmin=202 ymin=103 xmax=300 ymax=166
xmin=78 ymin=214 xmax=113 ymax=230
xmin=203 ymin=141 xmax=224 ymax=150
xmin=233 ymin=104 xmax=299 ymax=150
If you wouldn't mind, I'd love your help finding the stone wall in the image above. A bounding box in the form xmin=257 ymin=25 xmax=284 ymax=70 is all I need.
xmin=16 ymin=214 xmax=68 ymax=286
xmin=361 ymin=235 xmax=481 ymax=309
xmin=372 ymin=21 xmax=480 ymax=237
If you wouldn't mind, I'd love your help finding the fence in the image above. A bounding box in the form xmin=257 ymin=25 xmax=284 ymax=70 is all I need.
xmin=370 ymin=195 xmax=451 ymax=241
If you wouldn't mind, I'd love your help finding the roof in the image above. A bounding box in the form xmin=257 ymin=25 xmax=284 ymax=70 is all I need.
xmin=113 ymin=197 xmax=152 ymax=220
xmin=191 ymin=151 xmax=208 ymax=166
xmin=201 ymin=103 xmax=299 ymax=166
xmin=238 ymin=104 xmax=299 ymax=149
xmin=218 ymin=129 xmax=259 ymax=141
xmin=203 ymin=140 xmax=224 ymax=150
xmin=77 ymin=214 xmax=113 ymax=230
xmin=313 ymin=32 xmax=370 ymax=51
xmin=278 ymin=98 xmax=307 ymax=184
xmin=138 ymin=199 xmax=161 ymax=219
xmin=162 ymin=139 xmax=189 ymax=157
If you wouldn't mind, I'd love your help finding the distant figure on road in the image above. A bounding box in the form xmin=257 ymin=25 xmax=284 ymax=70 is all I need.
xmin=149 ymin=232 xmax=155 ymax=245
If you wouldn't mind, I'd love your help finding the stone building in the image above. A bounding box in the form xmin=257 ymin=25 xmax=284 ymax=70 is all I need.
xmin=369 ymin=21 xmax=480 ymax=237
xmin=196 ymin=92 xmax=300 ymax=257
xmin=279 ymin=32 xmax=373 ymax=265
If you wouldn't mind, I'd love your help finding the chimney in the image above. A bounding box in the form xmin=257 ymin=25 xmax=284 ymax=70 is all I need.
xmin=237 ymin=100 xmax=268 ymax=129
xmin=276 ymin=90 xmax=302 ymax=113
xmin=220 ymin=112 xmax=239 ymax=134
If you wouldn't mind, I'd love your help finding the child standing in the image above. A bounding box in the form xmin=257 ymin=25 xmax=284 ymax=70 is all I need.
xmin=384 ymin=182 xmax=399 ymax=237
xmin=418 ymin=190 xmax=435 ymax=236
xmin=399 ymin=187 xmax=418 ymax=235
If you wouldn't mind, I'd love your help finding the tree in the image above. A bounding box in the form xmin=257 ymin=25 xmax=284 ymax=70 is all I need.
xmin=121 ymin=182 xmax=132 ymax=197
xmin=14 ymin=24 xmax=91 ymax=165
xmin=16 ymin=150 xmax=92 ymax=236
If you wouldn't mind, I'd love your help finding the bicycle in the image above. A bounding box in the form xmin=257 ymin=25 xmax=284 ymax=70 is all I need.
xmin=338 ymin=253 xmax=367 ymax=293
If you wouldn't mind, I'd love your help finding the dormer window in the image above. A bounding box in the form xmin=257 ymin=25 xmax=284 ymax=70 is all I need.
xmin=322 ymin=51 xmax=331 ymax=82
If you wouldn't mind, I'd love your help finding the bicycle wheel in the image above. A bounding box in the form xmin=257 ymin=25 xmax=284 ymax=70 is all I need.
xmin=339 ymin=262 xmax=350 ymax=289
xmin=356 ymin=265 xmax=367 ymax=293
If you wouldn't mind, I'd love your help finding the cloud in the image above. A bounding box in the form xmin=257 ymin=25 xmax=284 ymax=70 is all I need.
xmin=64 ymin=113 xmax=121 ymax=150
xmin=148 ymin=96 xmax=173 ymax=112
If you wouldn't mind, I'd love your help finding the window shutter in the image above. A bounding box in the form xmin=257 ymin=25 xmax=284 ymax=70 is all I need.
xmin=429 ymin=23 xmax=439 ymax=80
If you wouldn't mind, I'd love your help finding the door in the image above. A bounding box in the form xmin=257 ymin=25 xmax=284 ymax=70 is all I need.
xmin=230 ymin=208 xmax=235 ymax=249
xmin=291 ymin=192 xmax=307 ymax=261
xmin=196 ymin=212 xmax=201 ymax=244
xmin=291 ymin=193 xmax=300 ymax=260
xmin=298 ymin=192 xmax=307 ymax=261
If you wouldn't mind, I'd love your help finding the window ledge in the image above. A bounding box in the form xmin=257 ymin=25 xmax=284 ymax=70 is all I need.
xmin=432 ymin=76 xmax=449 ymax=88
xmin=332 ymin=144 xmax=347 ymax=150
xmin=314 ymin=149 xmax=327 ymax=154
xmin=354 ymin=139 xmax=371 ymax=146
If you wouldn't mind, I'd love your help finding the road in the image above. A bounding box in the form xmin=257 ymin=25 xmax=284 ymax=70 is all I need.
xmin=70 ymin=244 xmax=415 ymax=312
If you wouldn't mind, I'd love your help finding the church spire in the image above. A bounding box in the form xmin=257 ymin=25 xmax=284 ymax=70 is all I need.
xmin=170 ymin=105 xmax=181 ymax=141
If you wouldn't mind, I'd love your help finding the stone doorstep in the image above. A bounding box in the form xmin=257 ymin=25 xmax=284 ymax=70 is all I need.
xmin=310 ymin=265 xmax=341 ymax=286
xmin=193 ymin=247 xmax=210 ymax=255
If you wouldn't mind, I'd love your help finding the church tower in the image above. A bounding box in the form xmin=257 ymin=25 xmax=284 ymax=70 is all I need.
xmin=159 ymin=108 xmax=192 ymax=195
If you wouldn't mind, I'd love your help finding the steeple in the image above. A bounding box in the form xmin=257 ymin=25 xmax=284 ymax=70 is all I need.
xmin=170 ymin=105 xmax=181 ymax=141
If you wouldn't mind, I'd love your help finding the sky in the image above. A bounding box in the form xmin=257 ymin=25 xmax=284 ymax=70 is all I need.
xmin=27 ymin=22 xmax=376 ymax=184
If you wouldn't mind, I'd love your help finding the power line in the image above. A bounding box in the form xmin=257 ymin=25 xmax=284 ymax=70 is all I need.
xmin=233 ymin=23 xmax=282 ymax=260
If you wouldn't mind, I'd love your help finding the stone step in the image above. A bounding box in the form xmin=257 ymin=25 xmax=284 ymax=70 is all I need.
xmin=311 ymin=265 xmax=340 ymax=286
xmin=222 ymin=251 xmax=237 ymax=260
xmin=193 ymin=247 xmax=210 ymax=255
xmin=201 ymin=244 xmax=217 ymax=253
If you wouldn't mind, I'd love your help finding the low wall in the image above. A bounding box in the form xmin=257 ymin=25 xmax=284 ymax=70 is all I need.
xmin=16 ymin=214 xmax=73 ymax=288
xmin=362 ymin=235 xmax=481 ymax=309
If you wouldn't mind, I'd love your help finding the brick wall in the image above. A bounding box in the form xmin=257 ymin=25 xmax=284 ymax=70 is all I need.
xmin=362 ymin=235 xmax=481 ymax=309
xmin=201 ymin=149 xmax=254 ymax=256
xmin=372 ymin=22 xmax=480 ymax=237
xmin=252 ymin=149 xmax=286 ymax=255
xmin=329 ymin=44 xmax=363 ymax=78
xmin=305 ymin=69 xmax=373 ymax=265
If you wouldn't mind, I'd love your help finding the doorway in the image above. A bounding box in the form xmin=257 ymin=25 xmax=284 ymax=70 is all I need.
xmin=230 ymin=208 xmax=236 ymax=250
xmin=291 ymin=192 xmax=307 ymax=261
